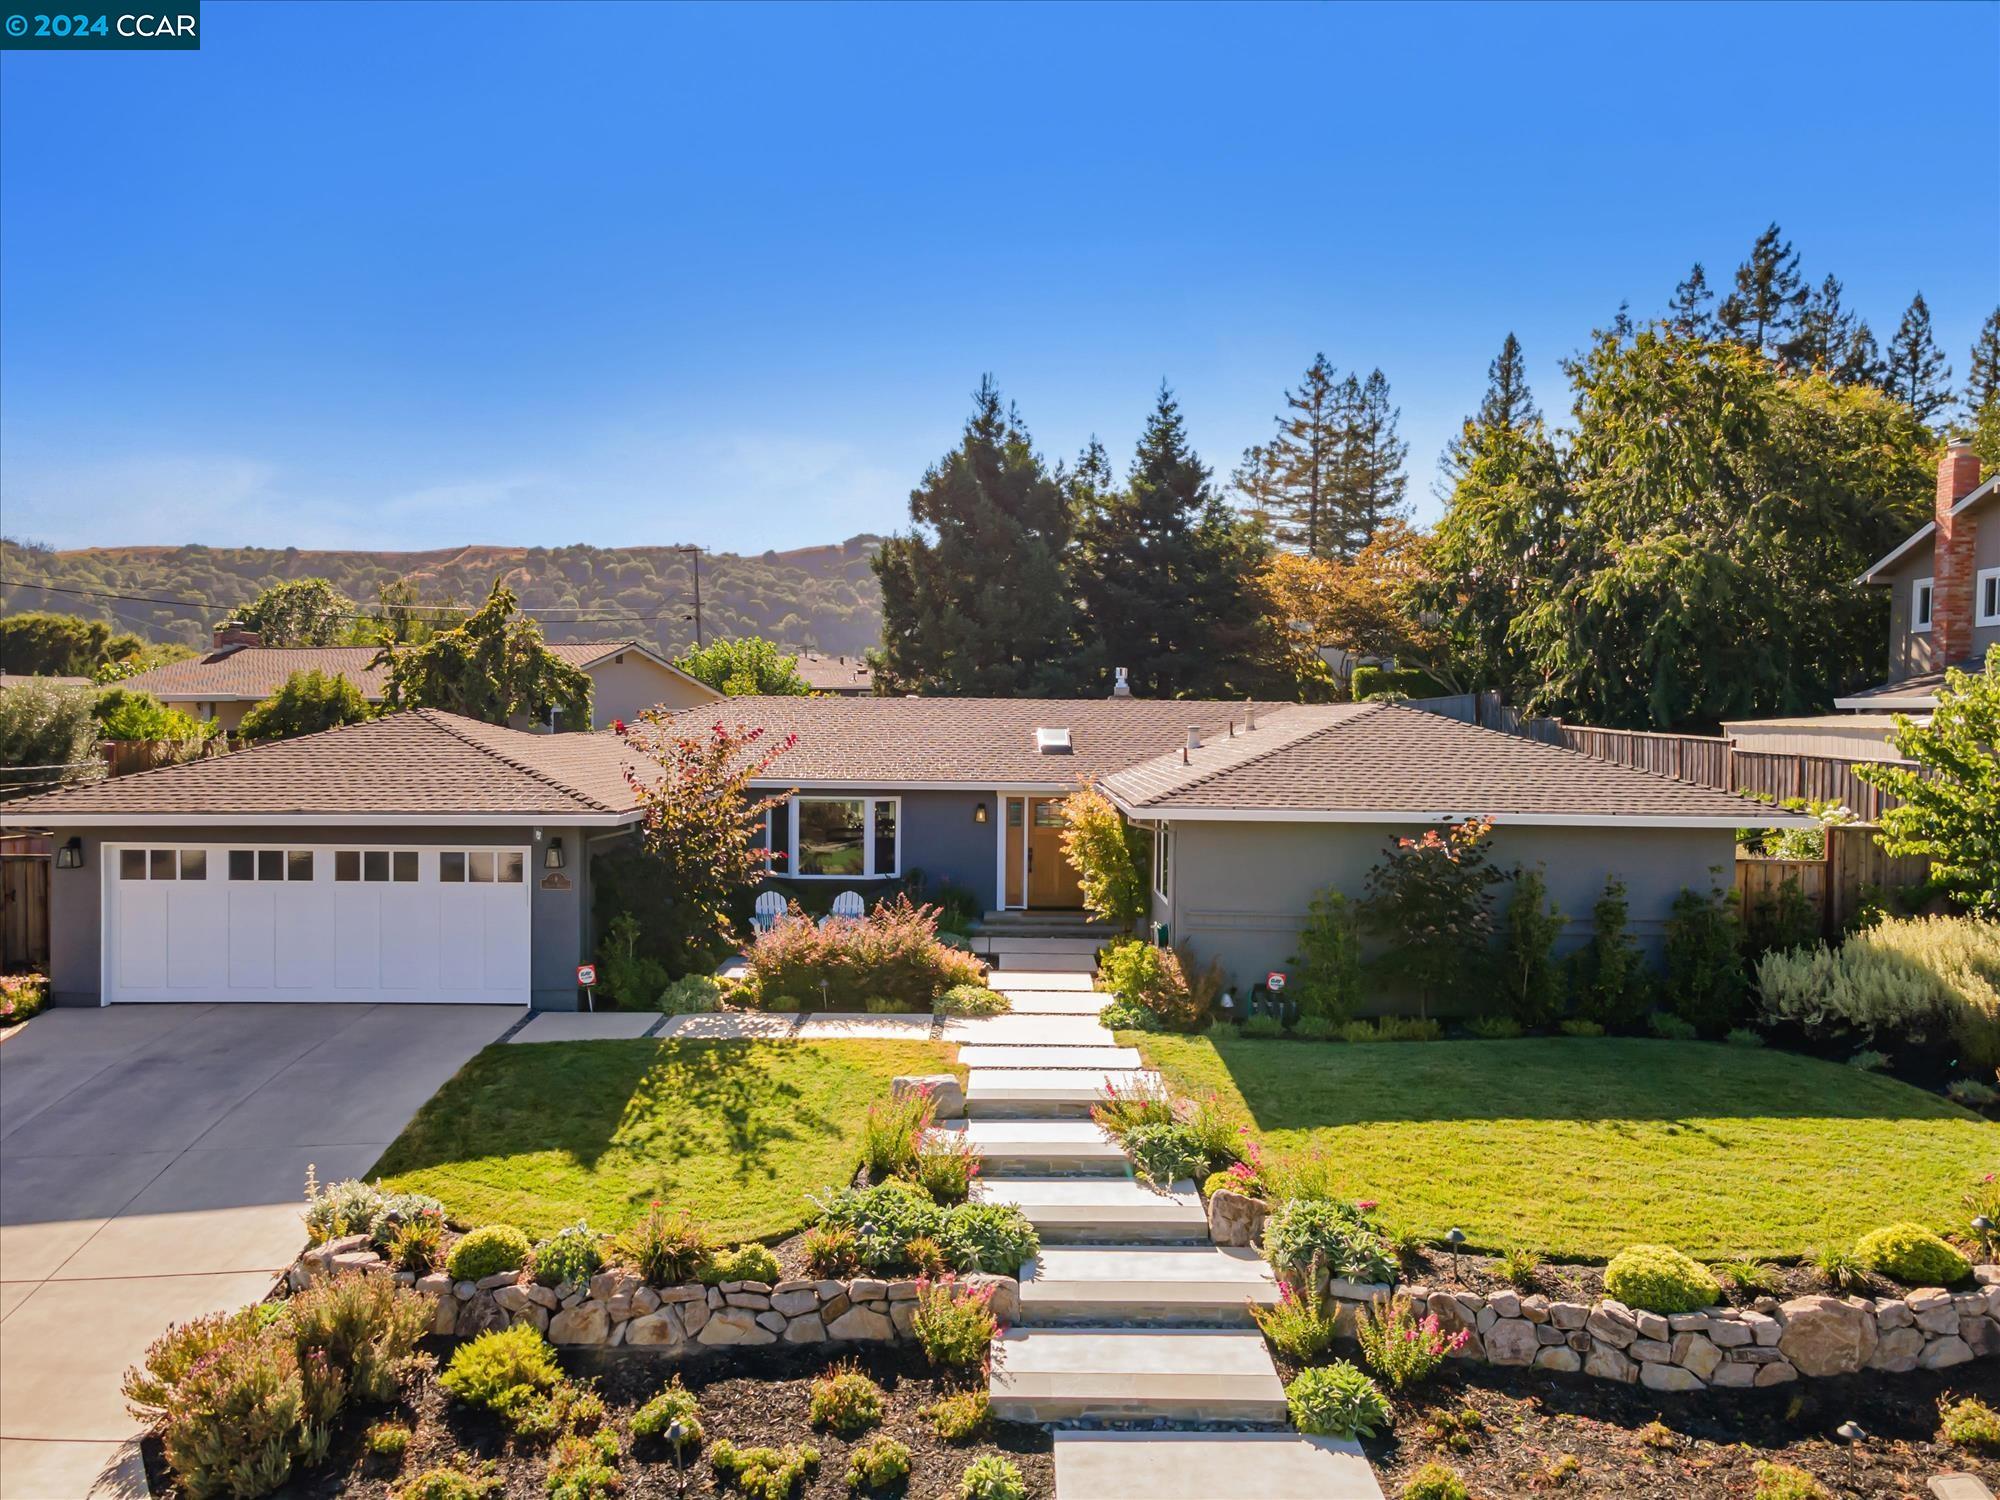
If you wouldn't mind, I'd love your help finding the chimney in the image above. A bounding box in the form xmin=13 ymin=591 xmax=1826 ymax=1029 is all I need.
xmin=1185 ymin=726 xmax=1202 ymax=753
xmin=1244 ymin=700 xmax=1257 ymax=731
xmin=1934 ymin=439 xmax=1983 ymax=666
xmin=1110 ymin=667 xmax=1132 ymax=699
xmin=212 ymin=622 xmax=262 ymax=652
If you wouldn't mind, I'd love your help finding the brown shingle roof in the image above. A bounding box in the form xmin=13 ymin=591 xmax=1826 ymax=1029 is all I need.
xmin=0 ymin=709 xmax=641 ymax=822
xmin=1102 ymin=702 xmax=1787 ymax=823
xmin=794 ymin=653 xmax=874 ymax=693
xmin=116 ymin=641 xmax=658 ymax=702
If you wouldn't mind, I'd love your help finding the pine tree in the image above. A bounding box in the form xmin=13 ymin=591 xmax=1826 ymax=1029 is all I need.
xmin=1074 ymin=385 xmax=1273 ymax=697
xmin=1965 ymin=307 xmax=2000 ymax=418
xmin=1717 ymin=222 xmax=1806 ymax=354
xmin=1789 ymin=275 xmax=1859 ymax=374
xmin=1666 ymin=264 xmax=1717 ymax=340
xmin=1232 ymin=354 xmax=1343 ymax=556
xmin=1836 ymin=321 xmax=1887 ymax=390
xmin=872 ymin=378 xmax=1080 ymax=695
xmin=1327 ymin=368 xmax=1409 ymax=557
xmin=1441 ymin=334 xmax=1539 ymax=487
xmin=1884 ymin=293 xmax=1954 ymax=422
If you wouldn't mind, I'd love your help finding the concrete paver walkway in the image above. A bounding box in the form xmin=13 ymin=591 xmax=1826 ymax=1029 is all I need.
xmin=0 ymin=1003 xmax=515 ymax=1499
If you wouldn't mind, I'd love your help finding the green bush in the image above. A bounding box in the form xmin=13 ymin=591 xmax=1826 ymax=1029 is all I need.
xmin=303 ymin=1177 xmax=388 ymax=1245
xmin=919 ymin=1389 xmax=989 ymax=1442
xmin=860 ymin=1089 xmax=936 ymax=1180
xmin=845 ymin=1435 xmax=912 ymax=1494
xmin=1055 ymin=782 xmax=1150 ymax=928
xmin=122 ymin=1305 xmax=275 ymax=1419
xmin=711 ymin=1439 xmax=819 ymax=1499
xmin=807 ymin=1364 xmax=884 ymax=1436
xmin=1400 ymin=1463 xmax=1471 ymax=1500
xmin=367 ymin=1190 xmax=447 ymax=1250
xmin=1854 ymin=1221 xmax=1971 ymax=1286
xmin=935 ymin=983 xmax=1008 ymax=1017
xmin=288 ymin=1270 xmax=432 ymax=1406
xmin=909 ymin=1131 xmax=979 ymax=1204
xmin=814 ymin=1183 xmax=947 ymax=1272
xmin=1939 ymin=1395 xmax=2000 ymax=1451
xmin=802 ymin=1225 xmax=860 ymax=1278
xmin=93 ymin=685 xmax=213 ymax=744
xmin=1338 ymin=1017 xmax=1442 ymax=1042
xmin=1559 ymin=1018 xmax=1605 ymax=1037
xmin=747 ymin=896 xmax=986 ymax=1010
xmin=1648 ymin=1011 xmax=1698 ymax=1040
xmin=446 ymin=1225 xmax=532 ymax=1283
xmin=545 ymin=1431 xmax=621 ymax=1500
xmin=614 ymin=1204 xmax=712 ymax=1285
xmin=658 ymin=974 xmax=722 ymax=1015
xmin=1663 ymin=885 xmax=1748 ymax=1033
xmin=365 ymin=1420 xmax=412 ymax=1461
xmin=1263 ymin=1199 xmax=1393 ymax=1284
xmin=238 ymin=669 xmax=374 ymax=743
xmin=1122 ymin=1121 xmax=1209 ymax=1187
xmin=1291 ymin=890 xmax=1363 ymax=1023
xmin=388 ymin=1216 xmax=446 ymax=1273
xmin=701 ymin=1243 xmax=781 ymax=1286
xmin=1752 ymin=1462 xmax=1833 ymax=1500
xmin=1757 ymin=917 xmax=2000 ymax=1067
xmin=439 ymin=1325 xmax=563 ymax=1413
xmin=631 ymin=1380 xmax=703 ymax=1452
xmin=533 ymin=1224 xmax=604 ymax=1289
xmin=1241 ymin=1012 xmax=1284 ymax=1038
xmin=1351 ymin=665 xmax=1449 ymax=700
xmin=1465 ymin=1015 xmax=1523 ymax=1040
xmin=1098 ymin=939 xmax=1213 ymax=1031
xmin=156 ymin=1330 xmax=321 ymax=1500
xmin=1357 ymin=1292 xmax=1467 ymax=1390
xmin=1572 ymin=877 xmax=1649 ymax=1029
xmin=912 ymin=1278 xmax=998 ymax=1369
xmin=1284 ymin=1360 xmax=1391 ymax=1439
xmin=940 ymin=1200 xmax=1040 ymax=1274
xmin=1724 ymin=1026 xmax=1766 ymax=1047
xmin=1602 ymin=1244 xmax=1722 ymax=1313
xmin=394 ymin=1466 xmax=503 ymax=1500
xmin=1250 ymin=1277 xmax=1340 ymax=1361
xmin=1498 ymin=866 xmax=1565 ymax=1027
xmin=954 ymin=1456 xmax=1027 ymax=1500
xmin=1296 ymin=1014 xmax=1340 ymax=1039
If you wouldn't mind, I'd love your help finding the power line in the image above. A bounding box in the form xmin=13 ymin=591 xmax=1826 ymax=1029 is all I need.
xmin=0 ymin=578 xmax=707 ymax=626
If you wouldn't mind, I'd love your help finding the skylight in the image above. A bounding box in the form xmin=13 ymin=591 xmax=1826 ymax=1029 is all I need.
xmin=1035 ymin=727 xmax=1073 ymax=755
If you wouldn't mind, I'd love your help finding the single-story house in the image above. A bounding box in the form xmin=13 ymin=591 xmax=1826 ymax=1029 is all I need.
xmin=112 ymin=626 xmax=721 ymax=732
xmin=2 ymin=695 xmax=1806 ymax=1011
xmin=794 ymin=652 xmax=875 ymax=695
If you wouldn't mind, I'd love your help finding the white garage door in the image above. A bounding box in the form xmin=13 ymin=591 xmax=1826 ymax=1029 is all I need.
xmin=104 ymin=843 xmax=531 ymax=1004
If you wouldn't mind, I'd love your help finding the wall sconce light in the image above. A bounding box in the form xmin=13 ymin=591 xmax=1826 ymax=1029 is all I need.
xmin=55 ymin=837 xmax=83 ymax=869
xmin=544 ymin=837 xmax=566 ymax=870
xmin=973 ymin=802 xmax=989 ymax=825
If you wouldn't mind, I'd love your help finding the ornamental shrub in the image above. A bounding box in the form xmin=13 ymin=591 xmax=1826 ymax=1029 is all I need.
xmin=1572 ymin=877 xmax=1649 ymax=1029
xmin=701 ymin=1242 xmax=781 ymax=1286
xmin=304 ymin=1177 xmax=387 ymax=1245
xmin=1752 ymin=1462 xmax=1833 ymax=1500
xmin=935 ymin=983 xmax=1009 ymax=1017
xmin=1400 ymin=1463 xmax=1471 ymax=1500
xmin=1290 ymin=889 xmax=1363 ymax=1023
xmin=1648 ymin=1010 xmax=1698 ymax=1041
xmin=546 ymin=1433 xmax=621 ymax=1500
xmin=288 ymin=1270 xmax=433 ymax=1406
xmin=711 ymin=1439 xmax=819 ymax=1500
xmin=1091 ymin=1074 xmax=1174 ymax=1136
xmin=394 ymin=1467 xmax=503 ymax=1500
xmin=123 ymin=1305 xmax=275 ymax=1419
xmin=614 ymin=1204 xmax=712 ymax=1285
xmin=807 ymin=1363 xmax=884 ymax=1436
xmin=919 ymin=1389 xmax=990 ymax=1442
xmin=1097 ymin=940 xmax=1218 ymax=1031
xmin=845 ymin=1436 xmax=912 ymax=1494
xmin=631 ymin=1379 xmax=702 ymax=1452
xmin=908 ymin=1130 xmax=979 ymax=1204
xmin=157 ymin=1332 xmax=312 ymax=1500
xmin=1497 ymin=866 xmax=1565 ymax=1027
xmin=813 ymin=1182 xmax=947 ymax=1272
xmin=748 ymin=896 xmax=985 ymax=1010
xmin=911 ymin=1277 xmax=998 ymax=1368
xmin=658 ymin=974 xmax=721 ymax=1015
xmin=365 ymin=1421 xmax=413 ymax=1462
xmin=1122 ymin=1121 xmax=1208 ymax=1187
xmin=860 ymin=1088 xmax=936 ymax=1180
xmin=954 ymin=1456 xmax=1027 ymax=1500
xmin=1263 ymin=1198 xmax=1394 ymax=1285
xmin=533 ymin=1223 xmax=605 ymax=1289
xmin=446 ymin=1224 xmax=532 ymax=1283
xmin=1250 ymin=1276 xmax=1340 ymax=1361
xmin=940 ymin=1200 xmax=1039 ymax=1274
xmin=1284 ymin=1361 xmax=1391 ymax=1439
xmin=1602 ymin=1244 xmax=1723 ymax=1314
xmin=1056 ymin=781 xmax=1149 ymax=929
xmin=388 ymin=1216 xmax=446 ymax=1274
xmin=367 ymin=1190 xmax=447 ymax=1251
xmin=439 ymin=1325 xmax=563 ymax=1412
xmin=1854 ymin=1222 xmax=1971 ymax=1286
xmin=1757 ymin=917 xmax=2000 ymax=1067
xmin=1939 ymin=1394 xmax=2000 ymax=1451
xmin=802 ymin=1225 xmax=860 ymax=1277
xmin=1663 ymin=884 xmax=1748 ymax=1033
xmin=1356 ymin=1293 xmax=1468 ymax=1390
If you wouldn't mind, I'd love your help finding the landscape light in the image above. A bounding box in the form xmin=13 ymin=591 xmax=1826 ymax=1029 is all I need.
xmin=1446 ymin=1226 xmax=1466 ymax=1284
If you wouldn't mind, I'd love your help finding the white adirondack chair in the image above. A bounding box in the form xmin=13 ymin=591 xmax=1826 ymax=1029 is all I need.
xmin=820 ymin=890 xmax=866 ymax=928
xmin=751 ymin=890 xmax=786 ymax=932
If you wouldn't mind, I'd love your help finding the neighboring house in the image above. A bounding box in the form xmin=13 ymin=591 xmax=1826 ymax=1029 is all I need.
xmin=0 ymin=673 xmax=93 ymax=690
xmin=795 ymin=652 xmax=875 ymax=695
xmin=4 ymin=695 xmax=1803 ymax=1012
xmin=1724 ymin=440 xmax=1996 ymax=757
xmin=111 ymin=626 xmax=722 ymax=732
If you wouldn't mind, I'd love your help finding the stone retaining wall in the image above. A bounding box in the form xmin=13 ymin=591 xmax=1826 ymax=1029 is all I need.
xmin=289 ymin=1234 xmax=1019 ymax=1355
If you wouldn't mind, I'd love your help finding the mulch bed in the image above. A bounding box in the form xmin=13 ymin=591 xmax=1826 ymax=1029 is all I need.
xmin=141 ymin=1342 xmax=1053 ymax=1499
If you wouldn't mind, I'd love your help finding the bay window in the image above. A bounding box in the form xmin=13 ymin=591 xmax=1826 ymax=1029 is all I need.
xmin=788 ymin=795 xmax=901 ymax=878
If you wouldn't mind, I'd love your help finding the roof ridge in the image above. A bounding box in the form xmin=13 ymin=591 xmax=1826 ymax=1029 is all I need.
xmin=412 ymin=708 xmax=622 ymax=814
xmin=1117 ymin=702 xmax=1377 ymax=796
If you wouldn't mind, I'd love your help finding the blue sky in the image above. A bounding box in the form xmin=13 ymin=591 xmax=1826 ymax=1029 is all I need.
xmin=2 ymin=1 xmax=1995 ymax=554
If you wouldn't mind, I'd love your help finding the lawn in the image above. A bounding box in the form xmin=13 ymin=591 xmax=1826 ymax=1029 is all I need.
xmin=371 ymin=1038 xmax=961 ymax=1243
xmin=1124 ymin=1033 xmax=2000 ymax=1262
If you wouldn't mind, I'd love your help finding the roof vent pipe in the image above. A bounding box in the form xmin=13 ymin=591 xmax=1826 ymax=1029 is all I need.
xmin=1111 ymin=667 xmax=1132 ymax=699
xmin=1186 ymin=726 xmax=1202 ymax=753
xmin=1245 ymin=700 xmax=1257 ymax=731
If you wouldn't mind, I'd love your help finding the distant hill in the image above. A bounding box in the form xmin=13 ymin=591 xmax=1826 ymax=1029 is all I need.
xmin=0 ymin=537 xmax=886 ymax=658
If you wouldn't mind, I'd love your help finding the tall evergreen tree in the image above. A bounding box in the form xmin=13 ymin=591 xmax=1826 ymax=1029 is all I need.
xmin=1666 ymin=264 xmax=1717 ymax=340
xmin=1884 ymin=293 xmax=1954 ymax=422
xmin=1717 ymin=222 xmax=1806 ymax=354
xmin=1441 ymin=334 xmax=1539 ymax=488
xmin=1965 ymin=307 xmax=2000 ymax=418
xmin=1836 ymin=320 xmax=1887 ymax=390
xmin=1232 ymin=354 xmax=1343 ymax=556
xmin=1790 ymin=275 xmax=1859 ymax=373
xmin=1074 ymin=386 xmax=1273 ymax=698
xmin=1327 ymin=368 xmax=1410 ymax=557
xmin=872 ymin=379 xmax=1079 ymax=696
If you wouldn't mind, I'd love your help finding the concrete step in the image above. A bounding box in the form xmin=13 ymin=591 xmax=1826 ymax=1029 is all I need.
xmin=981 ymin=910 xmax=1108 ymax=927
xmin=993 ymin=951 xmax=1097 ymax=972
xmin=989 ymin=1327 xmax=1287 ymax=1423
xmin=933 ymin=1118 xmax=1129 ymax=1176
xmin=955 ymin=1044 xmax=1142 ymax=1071
xmin=1054 ymin=1433 xmax=1383 ymax=1500
xmin=978 ymin=935 xmax=1107 ymax=955
xmin=944 ymin=1014 xmax=1117 ymax=1047
xmin=1019 ymin=1245 xmax=1279 ymax=1324
xmin=987 ymin=971 xmax=1098 ymax=993
xmin=975 ymin=1176 xmax=1206 ymax=1244
xmin=1001 ymin=990 xmax=1113 ymax=1015
xmin=964 ymin=1068 xmax=1156 ymax=1120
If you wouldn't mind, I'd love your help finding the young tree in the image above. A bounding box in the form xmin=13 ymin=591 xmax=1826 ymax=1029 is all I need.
xmin=1073 ymin=385 xmax=1274 ymax=697
xmin=0 ymin=612 xmax=144 ymax=678
xmin=1358 ymin=818 xmax=1509 ymax=1020
xmin=872 ymin=378 xmax=1079 ymax=695
xmin=1497 ymin=865 xmax=1565 ymax=1028
xmin=1884 ymin=293 xmax=1954 ymax=423
xmin=1665 ymin=263 xmax=1717 ymax=340
xmin=674 ymin=637 xmax=811 ymax=696
xmin=1263 ymin=523 xmax=1447 ymax=696
xmin=374 ymin=582 xmax=593 ymax=730
xmin=236 ymin=670 xmax=375 ymax=743
xmin=237 ymin=578 xmax=354 ymax=647
xmin=1441 ymin=333 xmax=1539 ymax=487
xmin=1233 ymin=354 xmax=1345 ymax=556
xmin=1326 ymin=369 xmax=1409 ymax=558
xmin=1855 ymin=647 xmax=2000 ymax=915
xmin=618 ymin=712 xmax=797 ymax=975
xmin=1717 ymin=222 xmax=1806 ymax=354
xmin=1056 ymin=779 xmax=1149 ymax=931
xmin=1964 ymin=307 xmax=2000 ymax=419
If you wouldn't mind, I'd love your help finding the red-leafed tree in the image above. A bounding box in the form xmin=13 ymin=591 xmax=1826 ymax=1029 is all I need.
xmin=1359 ymin=817 xmax=1509 ymax=1019
xmin=619 ymin=712 xmax=796 ymax=975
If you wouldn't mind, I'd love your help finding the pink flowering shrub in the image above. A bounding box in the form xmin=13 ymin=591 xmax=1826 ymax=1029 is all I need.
xmin=910 ymin=1276 xmax=997 ymax=1370
xmin=0 ymin=973 xmax=47 ymax=1024
xmin=1355 ymin=1293 xmax=1469 ymax=1390
xmin=747 ymin=895 xmax=986 ymax=1010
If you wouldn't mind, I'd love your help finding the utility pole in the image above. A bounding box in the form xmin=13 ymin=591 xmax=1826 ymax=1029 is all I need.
xmin=676 ymin=545 xmax=703 ymax=649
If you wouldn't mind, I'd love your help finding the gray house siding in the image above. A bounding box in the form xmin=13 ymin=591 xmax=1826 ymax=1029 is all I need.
xmin=45 ymin=822 xmax=594 ymax=1011
xmin=763 ymin=789 xmax=1001 ymax=913
xmin=1880 ymin=512 xmax=2000 ymax=679
xmin=1157 ymin=820 xmax=1735 ymax=1010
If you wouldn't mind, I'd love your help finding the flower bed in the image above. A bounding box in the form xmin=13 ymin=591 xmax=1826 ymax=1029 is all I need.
xmin=745 ymin=896 xmax=988 ymax=1011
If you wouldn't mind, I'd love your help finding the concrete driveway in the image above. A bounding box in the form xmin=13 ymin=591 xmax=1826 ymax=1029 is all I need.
xmin=0 ymin=1003 xmax=517 ymax=1499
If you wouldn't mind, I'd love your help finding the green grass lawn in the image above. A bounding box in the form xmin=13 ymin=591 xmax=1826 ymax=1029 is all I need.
xmin=1124 ymin=1033 xmax=2000 ymax=1262
xmin=371 ymin=1038 xmax=961 ymax=1244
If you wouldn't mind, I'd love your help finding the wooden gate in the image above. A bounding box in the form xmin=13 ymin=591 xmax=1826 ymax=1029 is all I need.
xmin=1 ymin=835 xmax=51 ymax=971
xmin=1736 ymin=823 xmax=1932 ymax=939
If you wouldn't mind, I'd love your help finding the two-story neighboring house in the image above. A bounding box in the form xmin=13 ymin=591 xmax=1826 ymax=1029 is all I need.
xmin=113 ymin=628 xmax=722 ymax=733
xmin=1721 ymin=439 xmax=1995 ymax=768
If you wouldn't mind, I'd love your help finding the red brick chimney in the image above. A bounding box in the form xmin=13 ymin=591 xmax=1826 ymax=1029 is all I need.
xmin=1934 ymin=439 xmax=1983 ymax=666
xmin=212 ymin=622 xmax=262 ymax=652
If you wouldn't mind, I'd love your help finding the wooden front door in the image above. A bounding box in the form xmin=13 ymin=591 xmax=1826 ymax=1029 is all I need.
xmin=1026 ymin=797 xmax=1083 ymax=908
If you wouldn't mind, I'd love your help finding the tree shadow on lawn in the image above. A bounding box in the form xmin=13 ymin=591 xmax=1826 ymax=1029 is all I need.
xmin=1176 ymin=1037 xmax=1994 ymax=1130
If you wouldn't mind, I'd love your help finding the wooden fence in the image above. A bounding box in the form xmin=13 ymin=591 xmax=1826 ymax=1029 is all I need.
xmin=1735 ymin=822 xmax=1931 ymax=938
xmin=1727 ymin=750 xmax=1899 ymax=821
xmin=1556 ymin=724 xmax=1733 ymax=786
xmin=0 ymin=835 xmax=51 ymax=971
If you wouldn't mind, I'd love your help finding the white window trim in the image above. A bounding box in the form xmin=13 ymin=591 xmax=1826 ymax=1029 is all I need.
xmin=1912 ymin=576 xmax=1935 ymax=633
xmin=1153 ymin=821 xmax=1171 ymax=903
xmin=1977 ymin=566 xmax=2000 ymax=627
xmin=785 ymin=795 xmax=901 ymax=880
